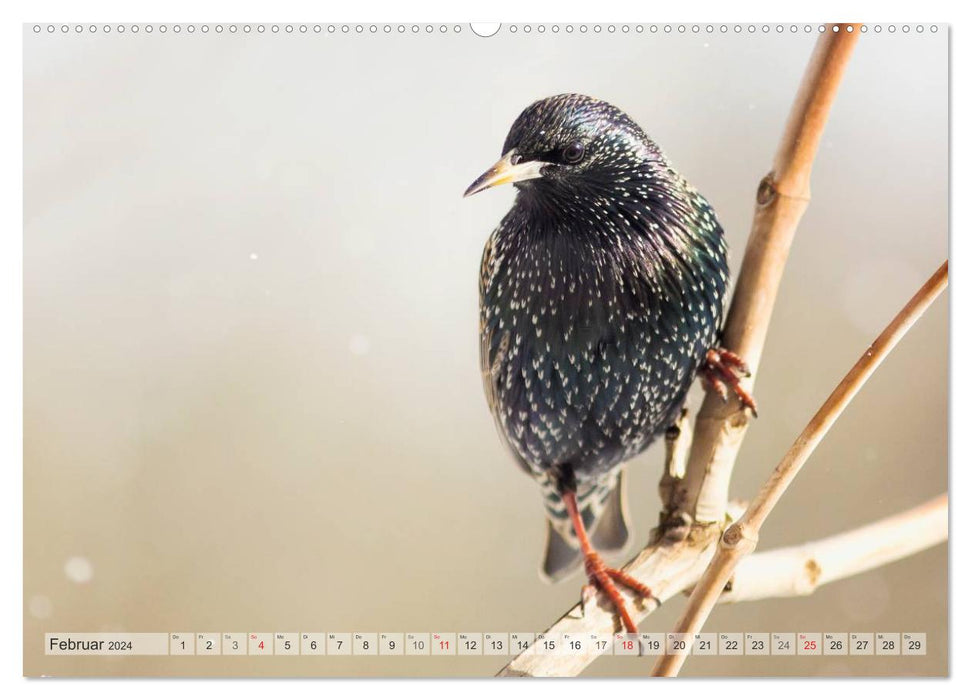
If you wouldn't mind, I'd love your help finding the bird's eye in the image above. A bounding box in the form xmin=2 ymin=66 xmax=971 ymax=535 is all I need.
xmin=562 ymin=142 xmax=585 ymax=164
xmin=510 ymin=153 xmax=523 ymax=165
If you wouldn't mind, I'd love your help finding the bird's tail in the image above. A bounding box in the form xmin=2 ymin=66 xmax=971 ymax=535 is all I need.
xmin=539 ymin=471 xmax=632 ymax=583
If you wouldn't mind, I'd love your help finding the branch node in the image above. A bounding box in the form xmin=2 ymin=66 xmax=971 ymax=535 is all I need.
xmin=756 ymin=174 xmax=777 ymax=206
xmin=657 ymin=512 xmax=693 ymax=543
xmin=721 ymin=522 xmax=757 ymax=551
xmin=803 ymin=558 xmax=822 ymax=587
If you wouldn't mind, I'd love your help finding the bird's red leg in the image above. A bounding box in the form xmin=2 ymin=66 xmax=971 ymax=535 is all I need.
xmin=701 ymin=347 xmax=759 ymax=417
xmin=562 ymin=491 xmax=653 ymax=633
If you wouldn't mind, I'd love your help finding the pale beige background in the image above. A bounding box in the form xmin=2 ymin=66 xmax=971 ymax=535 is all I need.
xmin=23 ymin=24 xmax=948 ymax=677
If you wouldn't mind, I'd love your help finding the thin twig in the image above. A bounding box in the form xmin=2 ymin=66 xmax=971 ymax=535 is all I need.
xmin=652 ymin=261 xmax=949 ymax=677
xmin=672 ymin=24 xmax=861 ymax=526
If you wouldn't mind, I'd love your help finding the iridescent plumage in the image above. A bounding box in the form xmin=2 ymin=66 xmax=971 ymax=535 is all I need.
xmin=472 ymin=94 xmax=729 ymax=582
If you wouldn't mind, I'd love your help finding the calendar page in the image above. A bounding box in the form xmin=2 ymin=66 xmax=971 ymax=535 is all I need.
xmin=22 ymin=21 xmax=949 ymax=679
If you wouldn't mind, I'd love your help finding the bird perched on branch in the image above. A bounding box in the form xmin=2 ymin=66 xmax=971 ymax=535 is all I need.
xmin=466 ymin=94 xmax=756 ymax=633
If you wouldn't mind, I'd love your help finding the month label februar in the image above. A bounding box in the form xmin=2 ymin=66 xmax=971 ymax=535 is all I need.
xmin=45 ymin=634 xmax=169 ymax=656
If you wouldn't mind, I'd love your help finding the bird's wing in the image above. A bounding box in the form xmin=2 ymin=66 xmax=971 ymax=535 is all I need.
xmin=479 ymin=231 xmax=532 ymax=478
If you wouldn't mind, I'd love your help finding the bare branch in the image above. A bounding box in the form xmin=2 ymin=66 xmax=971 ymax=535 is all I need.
xmin=652 ymin=261 xmax=949 ymax=677
xmin=725 ymin=494 xmax=948 ymax=603
xmin=676 ymin=24 xmax=862 ymax=526
xmin=497 ymin=495 xmax=946 ymax=677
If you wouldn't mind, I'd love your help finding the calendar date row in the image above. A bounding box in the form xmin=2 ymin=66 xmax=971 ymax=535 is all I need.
xmin=45 ymin=632 xmax=927 ymax=657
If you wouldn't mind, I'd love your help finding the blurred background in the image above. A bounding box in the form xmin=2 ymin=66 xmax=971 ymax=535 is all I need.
xmin=23 ymin=24 xmax=948 ymax=677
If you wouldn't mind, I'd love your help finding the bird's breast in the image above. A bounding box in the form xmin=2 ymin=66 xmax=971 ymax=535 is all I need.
xmin=480 ymin=212 xmax=725 ymax=479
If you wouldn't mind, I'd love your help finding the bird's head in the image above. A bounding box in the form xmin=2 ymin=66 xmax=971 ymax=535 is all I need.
xmin=464 ymin=93 xmax=660 ymax=200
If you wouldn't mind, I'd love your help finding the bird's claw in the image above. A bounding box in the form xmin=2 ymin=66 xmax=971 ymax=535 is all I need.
xmin=701 ymin=347 xmax=759 ymax=417
xmin=579 ymin=553 xmax=654 ymax=633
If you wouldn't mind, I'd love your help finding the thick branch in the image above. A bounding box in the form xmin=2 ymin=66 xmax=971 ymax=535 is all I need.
xmin=652 ymin=261 xmax=949 ymax=677
xmin=675 ymin=24 xmax=861 ymax=525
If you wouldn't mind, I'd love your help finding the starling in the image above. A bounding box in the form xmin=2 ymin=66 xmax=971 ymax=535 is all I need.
xmin=466 ymin=94 xmax=756 ymax=633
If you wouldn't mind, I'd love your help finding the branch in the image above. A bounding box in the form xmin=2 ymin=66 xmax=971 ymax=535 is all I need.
xmin=670 ymin=24 xmax=861 ymax=527
xmin=725 ymin=494 xmax=947 ymax=603
xmin=497 ymin=495 xmax=947 ymax=677
xmin=652 ymin=261 xmax=949 ymax=676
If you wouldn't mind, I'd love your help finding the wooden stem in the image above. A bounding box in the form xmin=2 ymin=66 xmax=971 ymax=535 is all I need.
xmin=677 ymin=24 xmax=861 ymax=525
xmin=651 ymin=261 xmax=949 ymax=677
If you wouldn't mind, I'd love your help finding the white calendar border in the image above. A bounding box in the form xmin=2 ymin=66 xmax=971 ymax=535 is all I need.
xmin=4 ymin=0 xmax=964 ymax=699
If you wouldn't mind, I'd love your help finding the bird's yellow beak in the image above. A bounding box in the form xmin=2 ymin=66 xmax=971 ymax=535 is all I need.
xmin=464 ymin=150 xmax=546 ymax=197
